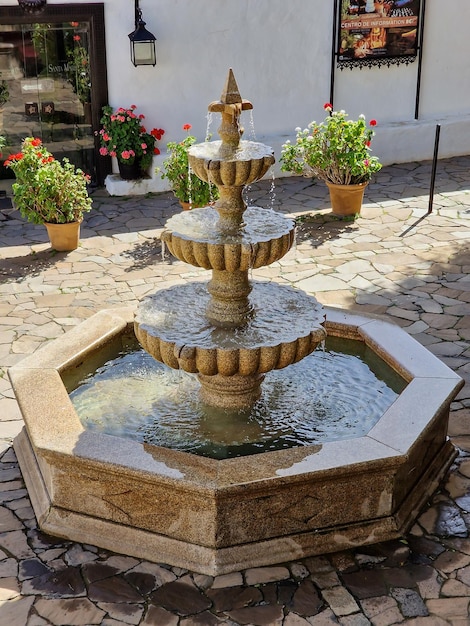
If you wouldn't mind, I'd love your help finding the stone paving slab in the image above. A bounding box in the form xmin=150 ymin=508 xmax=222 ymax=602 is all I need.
xmin=0 ymin=157 xmax=470 ymax=624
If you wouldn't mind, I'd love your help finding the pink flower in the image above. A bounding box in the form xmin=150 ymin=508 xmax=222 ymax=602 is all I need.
xmin=121 ymin=150 xmax=132 ymax=160
xmin=364 ymin=159 xmax=370 ymax=166
xmin=110 ymin=151 xmax=116 ymax=158
xmin=102 ymin=133 xmax=110 ymax=142
xmin=99 ymin=147 xmax=108 ymax=156
xmin=141 ymin=143 xmax=147 ymax=150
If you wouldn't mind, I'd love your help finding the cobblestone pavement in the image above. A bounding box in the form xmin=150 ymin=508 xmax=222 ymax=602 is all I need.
xmin=0 ymin=157 xmax=469 ymax=625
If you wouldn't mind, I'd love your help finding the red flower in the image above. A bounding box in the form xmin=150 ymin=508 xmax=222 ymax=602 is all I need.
xmin=70 ymin=21 xmax=79 ymax=27
xmin=323 ymin=103 xmax=333 ymax=111
xmin=73 ymin=35 xmax=81 ymax=42
xmin=369 ymin=119 xmax=377 ymax=126
xmin=4 ymin=152 xmax=24 ymax=167
xmin=183 ymin=123 xmax=192 ymax=131
xmin=31 ymin=138 xmax=42 ymax=147
xmin=365 ymin=140 xmax=371 ymax=147
xmin=154 ymin=147 xmax=161 ymax=155
xmin=151 ymin=128 xmax=165 ymax=140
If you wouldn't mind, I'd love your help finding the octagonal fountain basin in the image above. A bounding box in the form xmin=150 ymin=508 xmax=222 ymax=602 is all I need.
xmin=9 ymin=306 xmax=463 ymax=576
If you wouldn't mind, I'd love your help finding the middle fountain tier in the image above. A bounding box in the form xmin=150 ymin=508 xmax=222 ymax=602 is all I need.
xmin=134 ymin=69 xmax=326 ymax=409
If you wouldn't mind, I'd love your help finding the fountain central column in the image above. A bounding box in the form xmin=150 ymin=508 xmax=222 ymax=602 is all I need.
xmin=206 ymin=268 xmax=252 ymax=328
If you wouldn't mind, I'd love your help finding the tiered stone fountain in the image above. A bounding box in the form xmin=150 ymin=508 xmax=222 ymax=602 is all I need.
xmin=134 ymin=69 xmax=326 ymax=411
xmin=9 ymin=71 xmax=463 ymax=576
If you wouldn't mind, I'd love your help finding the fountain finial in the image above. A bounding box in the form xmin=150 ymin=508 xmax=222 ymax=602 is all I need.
xmin=208 ymin=68 xmax=253 ymax=153
xmin=219 ymin=68 xmax=243 ymax=104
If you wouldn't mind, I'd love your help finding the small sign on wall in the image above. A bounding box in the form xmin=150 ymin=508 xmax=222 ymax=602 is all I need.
xmin=337 ymin=0 xmax=421 ymax=69
xmin=41 ymin=102 xmax=55 ymax=115
xmin=25 ymin=102 xmax=39 ymax=116
xmin=21 ymin=78 xmax=55 ymax=94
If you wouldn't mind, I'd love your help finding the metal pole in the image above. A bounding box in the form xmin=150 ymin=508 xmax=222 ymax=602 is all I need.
xmin=428 ymin=124 xmax=441 ymax=214
xmin=414 ymin=0 xmax=426 ymax=120
xmin=329 ymin=0 xmax=339 ymax=108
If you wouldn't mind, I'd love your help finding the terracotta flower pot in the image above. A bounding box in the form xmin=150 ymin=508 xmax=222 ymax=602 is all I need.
xmin=44 ymin=220 xmax=81 ymax=251
xmin=325 ymin=181 xmax=368 ymax=217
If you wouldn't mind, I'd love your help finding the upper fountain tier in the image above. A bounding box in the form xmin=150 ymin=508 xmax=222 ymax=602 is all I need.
xmin=187 ymin=69 xmax=275 ymax=234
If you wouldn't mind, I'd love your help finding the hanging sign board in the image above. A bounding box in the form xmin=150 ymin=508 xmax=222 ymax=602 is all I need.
xmin=337 ymin=0 xmax=421 ymax=69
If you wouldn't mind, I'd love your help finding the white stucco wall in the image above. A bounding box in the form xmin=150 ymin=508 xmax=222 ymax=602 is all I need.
xmin=3 ymin=0 xmax=470 ymax=194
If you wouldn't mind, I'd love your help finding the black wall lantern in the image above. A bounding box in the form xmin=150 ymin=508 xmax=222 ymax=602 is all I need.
xmin=128 ymin=0 xmax=156 ymax=66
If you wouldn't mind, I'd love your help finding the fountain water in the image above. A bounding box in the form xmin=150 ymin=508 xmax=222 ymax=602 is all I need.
xmin=9 ymin=71 xmax=464 ymax=575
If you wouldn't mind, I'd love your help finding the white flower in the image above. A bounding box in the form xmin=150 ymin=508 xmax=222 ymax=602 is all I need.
xmin=295 ymin=127 xmax=301 ymax=133
xmin=359 ymin=114 xmax=365 ymax=120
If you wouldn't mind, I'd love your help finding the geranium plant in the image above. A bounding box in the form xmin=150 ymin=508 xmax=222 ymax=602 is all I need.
xmin=159 ymin=124 xmax=219 ymax=208
xmin=98 ymin=104 xmax=164 ymax=170
xmin=4 ymin=137 xmax=93 ymax=224
xmin=280 ymin=103 xmax=382 ymax=185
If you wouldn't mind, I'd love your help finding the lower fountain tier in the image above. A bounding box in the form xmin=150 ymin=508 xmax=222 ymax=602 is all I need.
xmin=161 ymin=207 xmax=295 ymax=271
xmin=134 ymin=281 xmax=326 ymax=377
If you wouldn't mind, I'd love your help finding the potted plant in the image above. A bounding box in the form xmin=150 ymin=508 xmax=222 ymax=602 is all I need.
xmin=159 ymin=123 xmax=219 ymax=209
xmin=65 ymin=28 xmax=91 ymax=121
xmin=99 ymin=104 xmax=165 ymax=180
xmin=280 ymin=103 xmax=382 ymax=216
xmin=4 ymin=137 xmax=93 ymax=251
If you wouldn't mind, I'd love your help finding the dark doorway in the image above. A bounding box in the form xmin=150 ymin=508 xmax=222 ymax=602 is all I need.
xmin=0 ymin=3 xmax=109 ymax=185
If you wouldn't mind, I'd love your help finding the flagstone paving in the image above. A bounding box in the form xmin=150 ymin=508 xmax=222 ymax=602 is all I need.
xmin=0 ymin=157 xmax=469 ymax=624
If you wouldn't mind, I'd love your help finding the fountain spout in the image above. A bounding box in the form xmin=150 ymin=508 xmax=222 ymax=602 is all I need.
xmin=208 ymin=68 xmax=253 ymax=157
